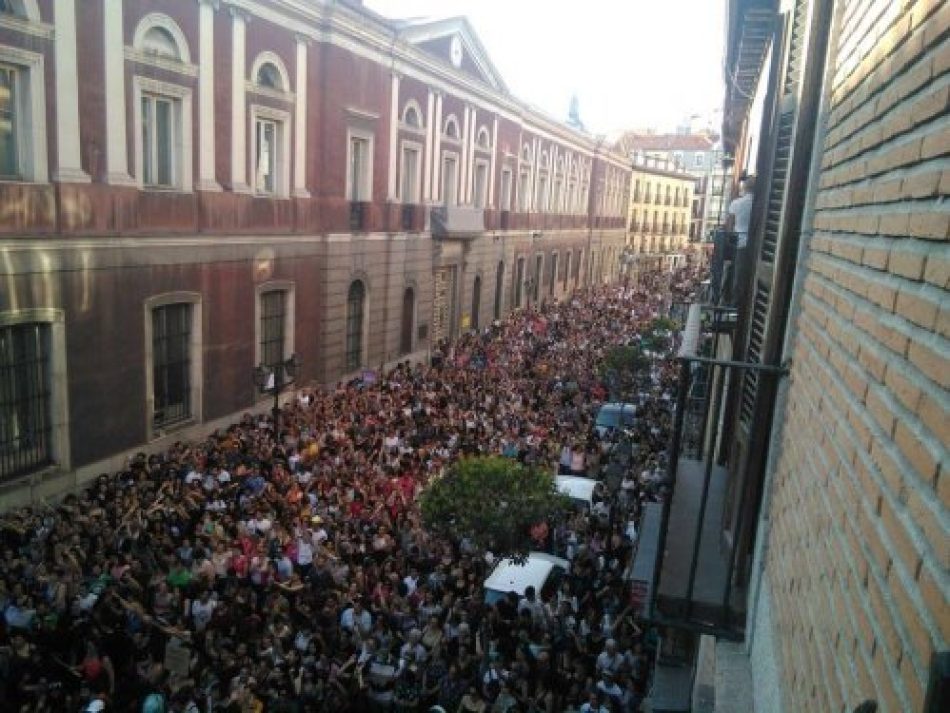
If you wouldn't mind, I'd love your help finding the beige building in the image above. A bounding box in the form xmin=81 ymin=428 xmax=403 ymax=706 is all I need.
xmin=626 ymin=155 xmax=693 ymax=256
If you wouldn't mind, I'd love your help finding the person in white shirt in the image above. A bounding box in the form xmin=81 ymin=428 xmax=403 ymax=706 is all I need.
xmin=726 ymin=174 xmax=756 ymax=303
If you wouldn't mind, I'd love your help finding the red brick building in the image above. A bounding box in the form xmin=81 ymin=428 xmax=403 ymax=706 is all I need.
xmin=0 ymin=0 xmax=631 ymax=504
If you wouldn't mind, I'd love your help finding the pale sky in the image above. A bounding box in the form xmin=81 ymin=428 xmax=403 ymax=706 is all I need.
xmin=365 ymin=0 xmax=727 ymax=137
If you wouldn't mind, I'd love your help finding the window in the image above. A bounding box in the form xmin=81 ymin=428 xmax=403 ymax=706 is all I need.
xmin=500 ymin=168 xmax=512 ymax=210
xmin=473 ymin=161 xmax=488 ymax=208
xmin=536 ymin=173 xmax=548 ymax=212
xmin=346 ymin=281 xmax=366 ymax=371
xmin=471 ymin=276 xmax=481 ymax=330
xmin=259 ymin=290 xmax=286 ymax=367
xmin=694 ymin=153 xmax=704 ymax=168
xmin=518 ymin=169 xmax=530 ymax=211
xmin=402 ymin=103 xmax=422 ymax=128
xmin=347 ymin=133 xmax=372 ymax=202
xmin=476 ymin=127 xmax=490 ymax=149
xmin=549 ymin=254 xmax=557 ymax=295
xmin=257 ymin=62 xmax=282 ymax=90
xmin=141 ymin=94 xmax=176 ymax=187
xmin=142 ymin=26 xmax=180 ymax=59
xmin=443 ymin=115 xmax=460 ymax=140
xmin=441 ymin=154 xmax=458 ymax=205
xmin=533 ymin=254 xmax=543 ymax=302
xmin=563 ymin=252 xmax=571 ymax=287
xmin=494 ymin=261 xmax=504 ymax=319
xmin=400 ymin=145 xmax=420 ymax=203
xmin=400 ymin=288 xmax=414 ymax=355
xmin=0 ymin=64 xmax=18 ymax=178
xmin=515 ymin=258 xmax=525 ymax=308
xmin=0 ymin=323 xmax=51 ymax=480
xmin=255 ymin=118 xmax=277 ymax=194
xmin=151 ymin=304 xmax=192 ymax=427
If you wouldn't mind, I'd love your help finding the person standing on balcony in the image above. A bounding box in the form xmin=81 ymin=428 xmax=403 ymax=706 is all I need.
xmin=725 ymin=175 xmax=756 ymax=304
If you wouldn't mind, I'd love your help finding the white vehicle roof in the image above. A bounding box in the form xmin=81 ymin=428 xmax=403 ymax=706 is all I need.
xmin=556 ymin=475 xmax=598 ymax=504
xmin=483 ymin=552 xmax=570 ymax=600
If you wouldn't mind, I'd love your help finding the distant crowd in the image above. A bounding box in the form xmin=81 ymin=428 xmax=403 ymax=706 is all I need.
xmin=1 ymin=267 xmax=705 ymax=713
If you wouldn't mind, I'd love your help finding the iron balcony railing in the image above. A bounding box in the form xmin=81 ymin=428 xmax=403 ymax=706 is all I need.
xmin=632 ymin=303 xmax=787 ymax=641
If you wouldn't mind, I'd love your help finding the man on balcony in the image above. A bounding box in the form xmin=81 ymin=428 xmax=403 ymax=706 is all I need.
xmin=725 ymin=175 xmax=755 ymax=305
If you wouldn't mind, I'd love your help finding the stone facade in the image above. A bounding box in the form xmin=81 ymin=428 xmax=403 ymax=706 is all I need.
xmin=0 ymin=1 xmax=630 ymax=504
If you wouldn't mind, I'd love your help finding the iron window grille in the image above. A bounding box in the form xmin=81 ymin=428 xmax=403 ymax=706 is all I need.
xmin=260 ymin=291 xmax=286 ymax=370
xmin=152 ymin=304 xmax=192 ymax=428
xmin=346 ymin=281 xmax=365 ymax=371
xmin=0 ymin=323 xmax=52 ymax=481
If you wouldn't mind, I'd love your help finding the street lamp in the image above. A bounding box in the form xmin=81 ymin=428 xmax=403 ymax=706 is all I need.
xmin=252 ymin=354 xmax=300 ymax=434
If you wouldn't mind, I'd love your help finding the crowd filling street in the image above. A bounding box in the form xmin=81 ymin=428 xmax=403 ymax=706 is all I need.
xmin=1 ymin=268 xmax=705 ymax=713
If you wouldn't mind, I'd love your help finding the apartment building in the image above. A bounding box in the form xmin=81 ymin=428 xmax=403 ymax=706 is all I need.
xmin=626 ymin=154 xmax=694 ymax=258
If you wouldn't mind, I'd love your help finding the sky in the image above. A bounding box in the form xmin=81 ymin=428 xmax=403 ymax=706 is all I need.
xmin=365 ymin=0 xmax=727 ymax=137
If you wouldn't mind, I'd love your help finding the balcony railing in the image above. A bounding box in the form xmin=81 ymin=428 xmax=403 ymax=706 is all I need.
xmin=634 ymin=303 xmax=788 ymax=641
xmin=349 ymin=201 xmax=368 ymax=232
xmin=430 ymin=205 xmax=485 ymax=238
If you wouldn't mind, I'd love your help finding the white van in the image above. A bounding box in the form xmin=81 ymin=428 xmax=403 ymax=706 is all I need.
xmin=483 ymin=552 xmax=570 ymax=605
xmin=556 ymin=475 xmax=609 ymax=523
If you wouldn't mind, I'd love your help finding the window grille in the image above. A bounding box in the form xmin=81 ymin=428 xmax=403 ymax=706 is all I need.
xmin=260 ymin=290 xmax=286 ymax=368
xmin=152 ymin=304 xmax=192 ymax=427
xmin=346 ymin=281 xmax=365 ymax=370
xmin=0 ymin=323 xmax=52 ymax=480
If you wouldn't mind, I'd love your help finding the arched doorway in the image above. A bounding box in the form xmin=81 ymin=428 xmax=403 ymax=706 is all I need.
xmin=471 ymin=276 xmax=481 ymax=331
xmin=494 ymin=261 xmax=504 ymax=320
xmin=400 ymin=287 xmax=414 ymax=355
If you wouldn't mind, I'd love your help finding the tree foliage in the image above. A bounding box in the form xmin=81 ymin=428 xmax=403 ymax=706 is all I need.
xmin=420 ymin=456 xmax=570 ymax=562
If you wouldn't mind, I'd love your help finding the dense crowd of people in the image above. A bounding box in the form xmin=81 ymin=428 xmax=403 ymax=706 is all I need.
xmin=0 ymin=268 xmax=704 ymax=713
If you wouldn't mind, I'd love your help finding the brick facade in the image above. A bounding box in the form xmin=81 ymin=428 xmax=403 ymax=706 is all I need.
xmin=763 ymin=1 xmax=948 ymax=711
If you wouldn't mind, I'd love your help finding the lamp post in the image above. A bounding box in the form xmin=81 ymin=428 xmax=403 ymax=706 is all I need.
xmin=252 ymin=354 xmax=300 ymax=434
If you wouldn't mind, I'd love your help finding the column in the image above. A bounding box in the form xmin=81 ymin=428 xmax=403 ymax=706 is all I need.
xmin=488 ymin=115 xmax=498 ymax=207
xmin=230 ymin=9 xmax=250 ymax=193
xmin=103 ymin=0 xmax=133 ymax=184
xmin=424 ymin=89 xmax=434 ymax=200
xmin=387 ymin=72 xmax=400 ymax=200
xmin=197 ymin=0 xmax=220 ymax=191
xmin=459 ymin=105 xmax=470 ymax=205
xmin=53 ymin=0 xmax=89 ymax=182
xmin=431 ymin=92 xmax=443 ymax=202
xmin=293 ymin=37 xmax=310 ymax=197
xmin=467 ymin=107 xmax=477 ymax=203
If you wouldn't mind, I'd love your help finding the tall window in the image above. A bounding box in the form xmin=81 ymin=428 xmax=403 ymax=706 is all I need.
xmin=152 ymin=304 xmax=192 ymax=427
xmin=346 ymin=281 xmax=365 ymax=370
xmin=255 ymin=118 xmax=278 ymax=194
xmin=564 ymin=252 xmax=572 ymax=287
xmin=533 ymin=255 xmax=543 ymax=302
xmin=0 ymin=323 xmax=51 ymax=480
xmin=515 ymin=258 xmax=525 ymax=307
xmin=518 ymin=170 xmax=530 ymax=211
xmin=549 ymin=254 xmax=558 ymax=295
xmin=260 ymin=290 xmax=286 ymax=367
xmin=141 ymin=94 xmax=176 ymax=187
xmin=473 ymin=162 xmax=488 ymax=208
xmin=494 ymin=261 xmax=504 ymax=319
xmin=401 ymin=146 xmax=420 ymax=203
xmin=442 ymin=155 xmax=458 ymax=205
xmin=348 ymin=136 xmax=370 ymax=201
xmin=536 ymin=173 xmax=548 ymax=212
xmin=0 ymin=64 xmax=19 ymax=178
xmin=400 ymin=287 xmax=414 ymax=355
xmin=500 ymin=169 xmax=512 ymax=210
xmin=471 ymin=276 xmax=481 ymax=331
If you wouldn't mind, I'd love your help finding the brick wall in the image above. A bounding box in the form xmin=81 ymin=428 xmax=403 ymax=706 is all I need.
xmin=766 ymin=1 xmax=948 ymax=711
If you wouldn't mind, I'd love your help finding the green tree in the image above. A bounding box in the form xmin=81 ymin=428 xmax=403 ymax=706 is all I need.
xmin=420 ymin=456 xmax=570 ymax=562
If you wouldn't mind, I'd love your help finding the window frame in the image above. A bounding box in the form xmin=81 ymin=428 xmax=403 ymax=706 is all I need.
xmin=253 ymin=282 xmax=295 ymax=374
xmin=345 ymin=279 xmax=368 ymax=372
xmin=140 ymin=92 xmax=179 ymax=189
xmin=0 ymin=47 xmax=47 ymax=183
xmin=346 ymin=128 xmax=374 ymax=202
xmin=472 ymin=158 xmax=489 ymax=209
xmin=440 ymin=149 xmax=460 ymax=206
xmin=144 ymin=294 xmax=202 ymax=441
xmin=250 ymin=104 xmax=291 ymax=198
xmin=500 ymin=167 xmax=513 ymax=211
xmin=0 ymin=316 xmax=64 ymax=482
xmin=150 ymin=302 xmax=194 ymax=429
xmin=132 ymin=76 xmax=192 ymax=192
xmin=399 ymin=139 xmax=423 ymax=204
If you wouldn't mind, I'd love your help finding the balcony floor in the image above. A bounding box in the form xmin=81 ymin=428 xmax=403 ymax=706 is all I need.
xmin=656 ymin=457 xmax=745 ymax=634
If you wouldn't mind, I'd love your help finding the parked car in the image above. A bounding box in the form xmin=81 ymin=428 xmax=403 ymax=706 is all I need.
xmin=594 ymin=402 xmax=637 ymax=438
xmin=483 ymin=552 xmax=570 ymax=605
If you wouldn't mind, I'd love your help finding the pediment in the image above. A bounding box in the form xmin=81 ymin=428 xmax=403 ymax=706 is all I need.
xmin=398 ymin=16 xmax=508 ymax=93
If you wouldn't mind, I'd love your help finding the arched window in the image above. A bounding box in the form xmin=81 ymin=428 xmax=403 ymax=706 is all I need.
xmin=345 ymin=281 xmax=365 ymax=370
xmin=521 ymin=144 xmax=531 ymax=163
xmin=471 ymin=276 xmax=482 ymax=331
xmin=402 ymin=103 xmax=423 ymax=128
xmin=142 ymin=27 xmax=180 ymax=59
xmin=400 ymin=287 xmax=415 ymax=355
xmin=133 ymin=14 xmax=191 ymax=64
xmin=476 ymin=127 xmax=490 ymax=149
xmin=443 ymin=115 xmax=460 ymax=140
xmin=257 ymin=62 xmax=282 ymax=90
xmin=494 ymin=261 xmax=504 ymax=320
